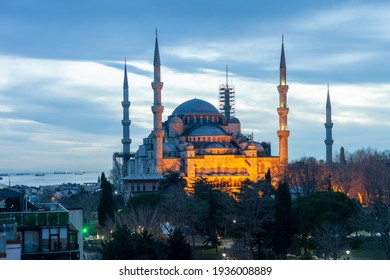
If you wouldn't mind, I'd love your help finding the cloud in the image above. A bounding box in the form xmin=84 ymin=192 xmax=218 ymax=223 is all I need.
xmin=2 ymin=51 xmax=390 ymax=171
xmin=1 ymin=1 xmax=390 ymax=171
xmin=291 ymin=3 xmax=390 ymax=36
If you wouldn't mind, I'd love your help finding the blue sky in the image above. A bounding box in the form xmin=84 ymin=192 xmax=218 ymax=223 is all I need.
xmin=0 ymin=0 xmax=389 ymax=172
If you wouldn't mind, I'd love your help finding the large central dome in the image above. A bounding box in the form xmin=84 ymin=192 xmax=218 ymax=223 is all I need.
xmin=172 ymin=98 xmax=220 ymax=116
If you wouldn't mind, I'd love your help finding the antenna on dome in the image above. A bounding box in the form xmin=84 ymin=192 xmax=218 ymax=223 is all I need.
xmin=226 ymin=64 xmax=229 ymax=87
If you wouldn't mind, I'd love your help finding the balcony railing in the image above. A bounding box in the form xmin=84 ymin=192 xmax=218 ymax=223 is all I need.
xmin=24 ymin=242 xmax=79 ymax=254
xmin=0 ymin=212 xmax=69 ymax=227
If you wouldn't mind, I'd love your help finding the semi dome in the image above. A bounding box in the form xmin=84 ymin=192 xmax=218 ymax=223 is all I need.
xmin=172 ymin=98 xmax=220 ymax=116
xmin=206 ymin=142 xmax=227 ymax=148
xmin=189 ymin=125 xmax=227 ymax=136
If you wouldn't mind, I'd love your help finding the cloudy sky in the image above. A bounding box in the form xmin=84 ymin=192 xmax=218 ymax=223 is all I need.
xmin=0 ymin=0 xmax=389 ymax=172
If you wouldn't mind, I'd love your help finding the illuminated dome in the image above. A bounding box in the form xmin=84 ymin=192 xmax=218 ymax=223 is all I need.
xmin=172 ymin=98 xmax=220 ymax=116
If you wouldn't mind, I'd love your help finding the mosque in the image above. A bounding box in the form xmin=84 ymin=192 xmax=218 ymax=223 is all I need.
xmin=117 ymin=34 xmax=290 ymax=199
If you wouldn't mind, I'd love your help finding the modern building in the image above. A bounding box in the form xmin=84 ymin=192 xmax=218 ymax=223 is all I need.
xmin=0 ymin=188 xmax=82 ymax=260
xmin=121 ymin=34 xmax=290 ymax=199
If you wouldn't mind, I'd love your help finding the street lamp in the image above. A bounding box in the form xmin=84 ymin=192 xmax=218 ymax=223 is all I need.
xmin=346 ymin=250 xmax=350 ymax=260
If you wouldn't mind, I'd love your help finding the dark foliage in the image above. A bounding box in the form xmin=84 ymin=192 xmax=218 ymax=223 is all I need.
xmin=167 ymin=228 xmax=193 ymax=260
xmin=273 ymin=180 xmax=293 ymax=259
xmin=98 ymin=172 xmax=116 ymax=227
xmin=101 ymin=225 xmax=166 ymax=260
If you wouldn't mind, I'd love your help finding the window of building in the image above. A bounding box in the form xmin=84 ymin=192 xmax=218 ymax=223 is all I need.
xmin=23 ymin=230 xmax=40 ymax=253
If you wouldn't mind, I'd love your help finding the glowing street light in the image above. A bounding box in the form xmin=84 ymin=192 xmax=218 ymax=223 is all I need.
xmin=346 ymin=250 xmax=351 ymax=260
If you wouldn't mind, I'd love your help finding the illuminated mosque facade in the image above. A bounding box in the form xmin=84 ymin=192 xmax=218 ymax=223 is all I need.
xmin=119 ymin=34 xmax=290 ymax=198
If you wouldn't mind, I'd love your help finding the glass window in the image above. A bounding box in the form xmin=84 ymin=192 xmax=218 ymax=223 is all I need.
xmin=60 ymin=228 xmax=67 ymax=251
xmin=42 ymin=228 xmax=49 ymax=252
xmin=23 ymin=231 xmax=39 ymax=253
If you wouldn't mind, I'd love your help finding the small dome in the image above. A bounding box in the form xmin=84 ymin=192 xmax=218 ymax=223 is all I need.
xmin=170 ymin=116 xmax=183 ymax=123
xmin=228 ymin=117 xmax=240 ymax=124
xmin=172 ymin=98 xmax=220 ymax=115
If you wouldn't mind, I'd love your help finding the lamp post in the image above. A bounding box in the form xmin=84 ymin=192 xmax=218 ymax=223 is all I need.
xmin=346 ymin=250 xmax=350 ymax=260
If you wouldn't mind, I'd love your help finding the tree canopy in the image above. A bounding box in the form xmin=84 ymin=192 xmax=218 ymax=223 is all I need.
xmin=98 ymin=172 xmax=116 ymax=227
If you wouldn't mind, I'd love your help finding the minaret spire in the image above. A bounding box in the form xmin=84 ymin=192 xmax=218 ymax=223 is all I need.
xmin=121 ymin=59 xmax=131 ymax=176
xmin=325 ymin=84 xmax=334 ymax=164
xmin=280 ymin=34 xmax=286 ymax=71
xmin=151 ymin=31 xmax=164 ymax=173
xmin=277 ymin=35 xmax=290 ymax=168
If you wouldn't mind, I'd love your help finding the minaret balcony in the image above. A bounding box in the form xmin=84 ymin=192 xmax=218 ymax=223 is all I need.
xmin=122 ymin=101 xmax=131 ymax=107
xmin=151 ymin=105 xmax=164 ymax=114
xmin=277 ymin=85 xmax=289 ymax=94
xmin=324 ymin=122 xmax=333 ymax=128
xmin=122 ymin=139 xmax=132 ymax=145
xmin=152 ymin=129 xmax=165 ymax=138
xmin=277 ymin=130 xmax=290 ymax=138
xmin=277 ymin=107 xmax=289 ymax=116
xmin=122 ymin=120 xmax=131 ymax=126
xmin=324 ymin=139 xmax=334 ymax=145
xmin=151 ymin=81 xmax=164 ymax=90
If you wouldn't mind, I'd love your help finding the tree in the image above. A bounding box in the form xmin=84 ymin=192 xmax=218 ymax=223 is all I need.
xmin=285 ymin=157 xmax=325 ymax=194
xmin=59 ymin=189 xmax=100 ymax=224
xmin=101 ymin=225 xmax=166 ymax=260
xmin=159 ymin=170 xmax=187 ymax=193
xmin=193 ymin=178 xmax=229 ymax=252
xmin=292 ymin=191 xmax=360 ymax=255
xmin=166 ymin=228 xmax=193 ymax=260
xmin=229 ymin=179 xmax=275 ymax=259
xmin=345 ymin=147 xmax=390 ymax=205
xmin=273 ymin=180 xmax=292 ymax=259
xmin=360 ymin=199 xmax=390 ymax=259
xmin=98 ymin=172 xmax=116 ymax=227
xmin=313 ymin=221 xmax=346 ymax=260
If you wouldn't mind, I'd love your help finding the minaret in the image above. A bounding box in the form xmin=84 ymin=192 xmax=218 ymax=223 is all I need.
xmin=151 ymin=31 xmax=164 ymax=173
xmin=277 ymin=36 xmax=290 ymax=167
xmin=324 ymin=84 xmax=334 ymax=164
xmin=121 ymin=60 xmax=131 ymax=176
xmin=339 ymin=146 xmax=346 ymax=164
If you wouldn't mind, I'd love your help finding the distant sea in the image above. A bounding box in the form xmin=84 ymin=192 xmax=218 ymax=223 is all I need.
xmin=0 ymin=172 xmax=104 ymax=187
